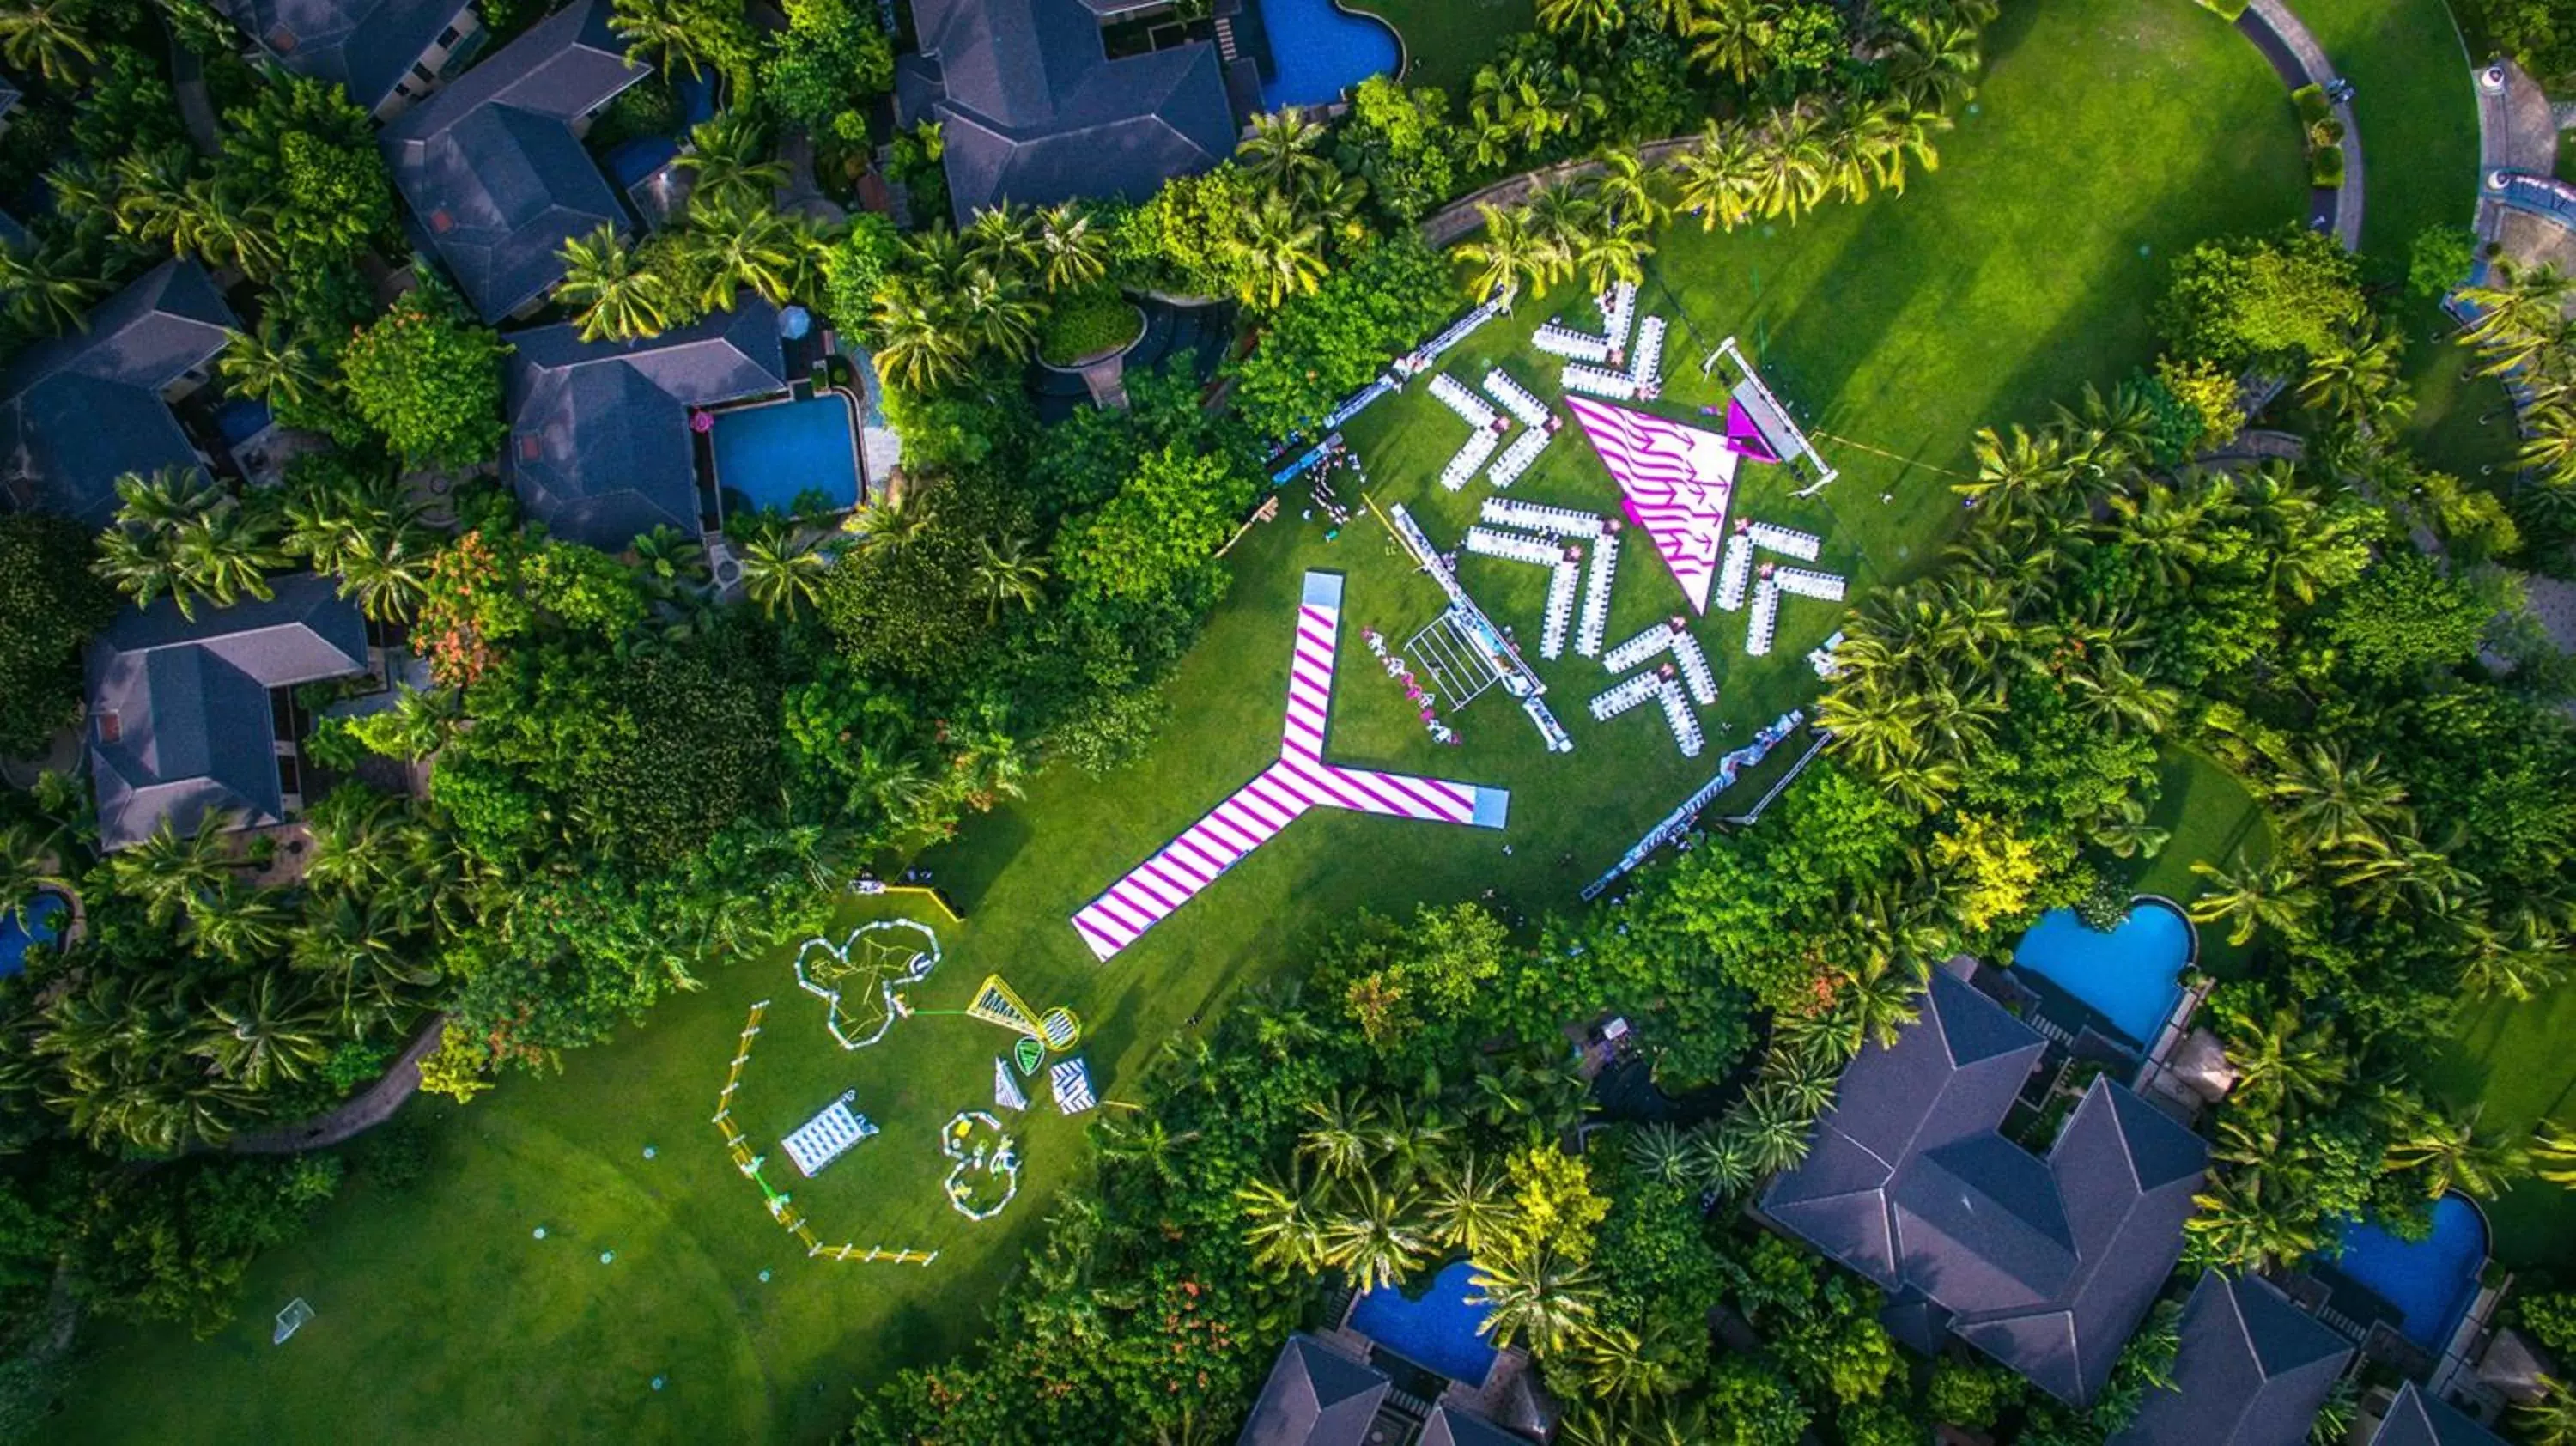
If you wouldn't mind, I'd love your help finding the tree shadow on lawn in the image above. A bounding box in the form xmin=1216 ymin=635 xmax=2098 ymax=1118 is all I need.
xmin=921 ymin=802 xmax=1031 ymax=916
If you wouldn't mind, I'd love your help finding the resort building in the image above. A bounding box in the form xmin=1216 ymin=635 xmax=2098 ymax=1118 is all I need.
xmin=1236 ymin=1333 xmax=1540 ymax=1446
xmin=379 ymin=0 xmax=647 ymax=323
xmin=2370 ymin=1382 xmax=2512 ymax=1446
xmin=0 ymin=72 xmax=18 ymax=137
xmin=501 ymin=302 xmax=794 ymax=552
xmin=212 ymin=0 xmax=485 ymax=118
xmin=1759 ymin=964 xmax=2210 ymax=1407
xmin=895 ymin=0 xmax=1254 ymax=223
xmin=2112 ymin=1272 xmax=2354 ymax=1446
xmin=0 ymin=260 xmax=237 ymax=529
xmin=84 ymin=576 xmax=375 ymax=851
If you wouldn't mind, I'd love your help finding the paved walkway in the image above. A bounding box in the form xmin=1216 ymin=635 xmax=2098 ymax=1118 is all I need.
xmin=227 ymin=1012 xmax=448 ymax=1155
xmin=2476 ymin=57 xmax=2561 ymax=244
xmin=2239 ymin=0 xmax=2364 ymax=251
xmin=166 ymin=20 xmax=222 ymax=157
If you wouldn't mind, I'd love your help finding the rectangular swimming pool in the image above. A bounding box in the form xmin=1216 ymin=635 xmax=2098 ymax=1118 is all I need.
xmin=1345 ymin=1258 xmax=1498 ymax=1387
xmin=709 ymin=395 xmax=861 ymax=519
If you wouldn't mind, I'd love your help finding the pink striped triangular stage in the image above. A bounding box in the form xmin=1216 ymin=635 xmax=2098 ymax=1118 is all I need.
xmin=1564 ymin=396 xmax=1740 ymax=613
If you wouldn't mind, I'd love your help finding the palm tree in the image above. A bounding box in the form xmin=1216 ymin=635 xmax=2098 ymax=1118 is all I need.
xmin=1826 ymin=953 xmax=1924 ymax=1054
xmin=675 ymin=111 xmax=787 ymax=216
xmin=1959 ymin=424 xmax=2076 ymax=521
xmin=2535 ymin=1122 xmax=2576 ymax=1187
xmin=1686 ymin=0 xmax=1772 ymax=83
xmin=1470 ymin=1246 xmax=1599 ymax=1353
xmin=195 ymin=972 xmax=332 ymax=1089
xmin=0 ymin=237 xmax=105 ymax=335
xmin=1238 ymin=109 xmax=1336 ymax=196
xmin=1455 ymin=204 xmax=1558 ymax=307
xmin=1729 ymin=1081 xmax=1818 ymax=1175
xmin=2516 ymin=1381 xmax=2576 ymax=1446
xmin=220 ymin=314 xmax=330 ymax=413
xmin=1567 ymin=211 xmax=1652 ymax=295
xmin=1888 ymin=15 xmax=1984 ymax=111
xmin=2184 ymin=1169 xmax=2319 ymax=1270
xmin=185 ymin=883 xmax=296 ymax=966
xmin=1751 ymin=105 xmax=1832 ymax=220
xmin=1321 ymin=1180 xmax=1431 ymax=1292
xmin=1032 ymin=204 xmax=1109 ymax=295
xmin=972 ymin=532 xmax=1048 ymax=623
xmin=1237 ymin=1168 xmax=1331 ymax=1274
xmin=1230 ymin=191 xmax=1327 ymax=309
xmin=957 ymin=266 xmax=1044 ymax=360
xmin=1299 ymin=1090 xmax=1382 ymax=1181
xmin=1681 ymin=1126 xmax=1758 ymax=1196
xmin=1422 ymin=1155 xmax=1514 ymax=1255
xmin=2457 ymin=259 xmax=2573 ymax=365
xmin=174 ymin=178 xmax=283 ymax=279
xmin=2267 ymin=739 xmax=2410 ymax=860
xmin=869 ymin=284 xmax=971 ymax=393
xmin=1590 ymin=148 xmax=1670 ymax=229
xmin=2300 ymin=319 xmax=2406 ymax=424
xmin=556 ymin=223 xmax=671 ymax=342
xmin=170 ymin=501 xmax=291 ymax=612
xmin=0 ymin=0 xmax=97 ymax=82
xmin=1568 ymin=1317 xmax=1690 ymax=1404
xmin=1535 ymin=0 xmax=1622 ymax=42
xmin=1669 ymin=119 xmax=1765 ymax=231
xmin=105 ymin=811 xmax=240 ymax=926
xmin=686 ymin=201 xmax=804 ymax=308
xmin=2221 ymin=1004 xmax=2348 ymax=1121
xmin=1096 ymin=1115 xmax=1200 ymax=1188
xmin=962 ymin=204 xmax=1038 ymax=277
xmin=736 ymin=521 xmax=830 ymax=620
xmin=109 ymin=148 xmax=198 ymax=252
xmin=2385 ymin=1103 xmax=2530 ymax=1200
xmin=2189 ymin=853 xmax=2318 ymax=946
xmin=610 ymin=0 xmax=724 ymax=82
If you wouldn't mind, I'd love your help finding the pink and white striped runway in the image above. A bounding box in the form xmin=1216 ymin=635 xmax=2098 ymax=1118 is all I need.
xmin=1071 ymin=572 xmax=1509 ymax=961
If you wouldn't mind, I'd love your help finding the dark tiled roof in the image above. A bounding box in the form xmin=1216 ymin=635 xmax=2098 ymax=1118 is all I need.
xmin=0 ymin=261 xmax=236 ymax=528
xmin=1418 ymin=1406 xmax=1525 ymax=1446
xmin=2372 ymin=1383 xmax=2510 ymax=1446
xmin=1762 ymin=969 xmax=2211 ymax=1407
xmin=500 ymin=301 xmax=786 ymax=550
xmin=902 ymin=0 xmax=1237 ymax=222
xmin=231 ymin=0 xmax=474 ymax=112
xmin=2111 ymin=1273 xmax=2351 ymax=1446
xmin=380 ymin=0 xmax=644 ymax=321
xmin=1236 ymin=1334 xmax=1389 ymax=1446
xmin=0 ymin=72 xmax=19 ymax=118
xmin=85 ymin=575 xmax=368 ymax=850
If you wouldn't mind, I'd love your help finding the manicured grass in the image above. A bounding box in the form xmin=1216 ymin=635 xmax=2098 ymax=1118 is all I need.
xmin=2131 ymin=745 xmax=2272 ymax=979
xmin=1345 ymin=0 xmax=1536 ymax=97
xmin=2424 ymin=978 xmax=2576 ymax=1269
xmin=53 ymin=4 xmax=2310 ymax=1442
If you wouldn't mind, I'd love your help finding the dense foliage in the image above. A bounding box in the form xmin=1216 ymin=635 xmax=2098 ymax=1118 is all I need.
xmin=0 ymin=514 xmax=115 ymax=756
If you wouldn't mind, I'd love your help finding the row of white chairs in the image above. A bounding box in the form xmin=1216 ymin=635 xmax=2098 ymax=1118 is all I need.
xmin=1489 ymin=426 xmax=1552 ymax=489
xmin=1715 ymin=532 xmax=1754 ymax=612
xmin=1561 ymin=363 xmax=1639 ymax=400
xmin=1631 ymin=314 xmax=1665 ymax=389
xmin=1747 ymin=579 xmax=1781 ymax=656
xmin=1482 ymin=497 xmax=1605 ymax=538
xmin=1771 ymin=566 xmax=1847 ymax=601
xmin=1602 ymin=621 xmax=1680 ymax=674
xmin=1589 ymin=670 xmax=1665 ymax=721
xmin=1670 ymin=629 xmax=1717 ymax=706
xmin=1533 ymin=324 xmax=1613 ymax=362
xmin=1481 ymin=368 xmax=1552 ymax=429
xmin=1576 ymin=532 xmax=1619 ymax=658
xmin=1745 ymin=520 xmax=1821 ymax=561
xmin=1440 ymin=428 xmax=1504 ymax=491
xmin=1601 ymin=283 xmax=1637 ymax=352
xmin=1540 ymin=556 xmax=1580 ymax=660
xmin=1657 ymin=677 xmax=1705 ymax=758
xmin=1430 ymin=373 xmax=1500 ymax=428
xmin=1462 ymin=524 xmax=1563 ymax=567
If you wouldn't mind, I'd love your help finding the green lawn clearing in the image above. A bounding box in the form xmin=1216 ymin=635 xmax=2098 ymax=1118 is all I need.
xmin=1345 ymin=0 xmax=1536 ymax=98
xmin=2424 ymin=977 xmax=2576 ymax=1269
xmin=2130 ymin=744 xmax=2273 ymax=979
xmin=52 ymin=3 xmax=2315 ymax=1441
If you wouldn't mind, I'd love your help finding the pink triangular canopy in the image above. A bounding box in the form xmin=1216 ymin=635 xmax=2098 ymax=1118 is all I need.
xmin=1565 ymin=396 xmax=1739 ymax=612
xmin=1725 ymin=399 xmax=1783 ymax=462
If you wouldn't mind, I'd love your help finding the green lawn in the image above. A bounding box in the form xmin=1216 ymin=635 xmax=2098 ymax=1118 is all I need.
xmin=1345 ymin=0 xmax=1535 ymax=98
xmin=2424 ymin=979 xmax=2576 ymax=1270
xmin=52 ymin=3 xmax=2315 ymax=1441
xmin=2131 ymin=745 xmax=2272 ymax=979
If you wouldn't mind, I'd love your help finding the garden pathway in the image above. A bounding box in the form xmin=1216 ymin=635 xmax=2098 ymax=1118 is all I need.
xmin=2238 ymin=0 xmax=2364 ymax=250
xmin=165 ymin=20 xmax=221 ymax=157
xmin=227 ymin=1012 xmax=448 ymax=1155
xmin=2475 ymin=57 xmax=2561 ymax=246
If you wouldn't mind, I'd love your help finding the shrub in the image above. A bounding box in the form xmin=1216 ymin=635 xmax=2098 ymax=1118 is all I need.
xmin=340 ymin=289 xmax=510 ymax=469
xmin=2311 ymin=144 xmax=2346 ymax=189
xmin=2290 ymin=82 xmax=2333 ymax=125
xmin=2408 ymin=223 xmax=2479 ymax=299
xmin=0 ymin=513 xmax=118 ymax=757
xmin=1036 ymin=288 xmax=1142 ymax=365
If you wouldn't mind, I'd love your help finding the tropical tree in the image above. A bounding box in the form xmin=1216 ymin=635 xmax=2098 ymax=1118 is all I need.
xmin=184 ymin=883 xmax=297 ymax=966
xmin=220 ymin=315 xmax=331 ymax=414
xmin=556 ymin=223 xmax=672 ymax=343
xmin=1230 ymin=191 xmax=1327 ymax=308
xmin=686 ymin=201 xmax=806 ymax=308
xmin=1320 ymin=1180 xmax=1431 ymax=1291
xmin=736 ymin=519 xmax=831 ymax=620
xmin=0 ymin=237 xmax=105 ymax=335
xmin=2221 ymin=1004 xmax=2348 ymax=1121
xmin=0 ymin=0 xmax=96 ymax=82
xmin=1238 ymin=109 xmax=1336 ymax=196
xmin=1470 ymin=1245 xmax=1599 ymax=1353
xmin=196 ymin=972 xmax=333 ymax=1088
xmin=675 ymin=111 xmax=788 ymax=215
xmin=1236 ymin=1168 xmax=1330 ymax=1274
xmin=2517 ymin=1382 xmax=2576 ymax=1446
xmin=970 ymin=532 xmax=1047 ymax=623
xmin=1686 ymin=0 xmax=1772 ymax=83
xmin=2536 ymin=1122 xmax=2576 ymax=1187
xmin=1591 ymin=148 xmax=1670 ymax=230
xmin=2384 ymin=1103 xmax=2530 ymax=1200
xmin=2189 ymin=854 xmax=2319 ymax=946
xmin=1032 ymin=204 xmax=1109 ymax=295
xmin=1422 ymin=1154 xmax=1514 ymax=1255
xmin=1670 ymin=120 xmax=1766 ymax=231
xmin=1455 ymin=204 xmax=1559 ymax=306
xmin=103 ymin=810 xmax=240 ymax=926
xmin=1535 ymin=0 xmax=1623 ymax=43
xmin=2184 ymin=1169 xmax=2320 ymax=1270
xmin=1298 ymin=1090 xmax=1382 ymax=1181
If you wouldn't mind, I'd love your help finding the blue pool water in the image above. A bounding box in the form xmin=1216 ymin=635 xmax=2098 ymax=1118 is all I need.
xmin=1346 ymin=1258 xmax=1498 ymax=1386
xmin=1257 ymin=0 xmax=1399 ymax=110
xmin=0 ymin=890 xmax=70 ymax=977
xmin=710 ymin=397 xmax=861 ymax=517
xmin=2008 ymin=899 xmax=2193 ymax=1047
xmin=2325 ymin=1194 xmax=2488 ymax=1352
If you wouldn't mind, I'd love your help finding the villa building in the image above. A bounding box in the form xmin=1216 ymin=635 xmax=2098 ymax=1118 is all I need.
xmin=2372 ymin=1382 xmax=2512 ymax=1446
xmin=895 ymin=0 xmax=1255 ymax=223
xmin=2113 ymin=1272 xmax=2354 ymax=1446
xmin=0 ymin=260 xmax=237 ymax=528
xmin=84 ymin=576 xmax=376 ymax=851
xmin=380 ymin=0 xmax=647 ymax=323
xmin=1236 ymin=1334 xmax=1536 ymax=1446
xmin=498 ymin=301 xmax=793 ymax=552
xmin=1759 ymin=964 xmax=2209 ymax=1407
xmin=213 ymin=0 xmax=485 ymax=118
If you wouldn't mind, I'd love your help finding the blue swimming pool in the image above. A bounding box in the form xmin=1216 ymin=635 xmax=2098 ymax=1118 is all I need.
xmin=710 ymin=396 xmax=861 ymax=518
xmin=2325 ymin=1194 xmax=2488 ymax=1352
xmin=1256 ymin=0 xmax=1399 ymax=110
xmin=1346 ymin=1258 xmax=1498 ymax=1386
xmin=2008 ymin=898 xmax=2193 ymax=1048
xmin=0 ymin=890 xmax=70 ymax=977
